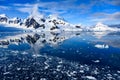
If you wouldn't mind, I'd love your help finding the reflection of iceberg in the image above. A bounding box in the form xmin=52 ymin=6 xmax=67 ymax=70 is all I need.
xmin=95 ymin=44 xmax=109 ymax=49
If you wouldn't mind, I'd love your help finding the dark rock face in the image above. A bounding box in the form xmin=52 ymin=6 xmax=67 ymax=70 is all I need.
xmin=41 ymin=18 xmax=46 ymax=22
xmin=75 ymin=26 xmax=81 ymax=28
xmin=24 ymin=17 xmax=48 ymax=29
xmin=0 ymin=17 xmax=7 ymax=22
xmin=14 ymin=18 xmax=21 ymax=24
xmin=25 ymin=18 xmax=40 ymax=29
xmin=50 ymin=26 xmax=59 ymax=30
xmin=49 ymin=19 xmax=65 ymax=26
xmin=8 ymin=17 xmax=21 ymax=24
xmin=25 ymin=18 xmax=45 ymax=29
xmin=9 ymin=20 xmax=14 ymax=24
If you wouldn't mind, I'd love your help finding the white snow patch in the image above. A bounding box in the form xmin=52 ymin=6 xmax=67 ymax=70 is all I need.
xmin=0 ymin=14 xmax=7 ymax=17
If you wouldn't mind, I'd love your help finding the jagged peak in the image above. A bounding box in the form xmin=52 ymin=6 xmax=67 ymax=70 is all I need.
xmin=95 ymin=22 xmax=108 ymax=27
xmin=47 ymin=15 xmax=64 ymax=21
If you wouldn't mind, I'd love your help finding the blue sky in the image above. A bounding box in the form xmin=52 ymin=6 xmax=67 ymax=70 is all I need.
xmin=0 ymin=0 xmax=120 ymax=26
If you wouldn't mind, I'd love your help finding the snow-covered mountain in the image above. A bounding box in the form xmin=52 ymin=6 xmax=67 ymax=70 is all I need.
xmin=1 ymin=13 xmax=120 ymax=32
xmin=0 ymin=14 xmax=23 ymax=28
xmin=91 ymin=22 xmax=120 ymax=31
xmin=0 ymin=14 xmax=82 ymax=32
xmin=0 ymin=14 xmax=8 ymax=23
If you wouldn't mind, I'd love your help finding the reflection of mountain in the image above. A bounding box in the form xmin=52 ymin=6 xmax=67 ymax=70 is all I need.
xmin=0 ymin=32 xmax=81 ymax=50
xmin=92 ymin=31 xmax=110 ymax=39
xmin=92 ymin=32 xmax=120 ymax=48
xmin=0 ymin=32 xmax=120 ymax=50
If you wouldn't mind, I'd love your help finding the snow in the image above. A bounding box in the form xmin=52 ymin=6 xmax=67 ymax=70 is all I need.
xmin=9 ymin=17 xmax=18 ymax=21
xmin=0 ymin=14 xmax=7 ymax=17
xmin=48 ymin=14 xmax=64 ymax=20
xmin=91 ymin=22 xmax=119 ymax=31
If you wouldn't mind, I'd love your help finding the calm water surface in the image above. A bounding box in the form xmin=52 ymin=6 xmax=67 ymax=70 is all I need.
xmin=0 ymin=27 xmax=120 ymax=80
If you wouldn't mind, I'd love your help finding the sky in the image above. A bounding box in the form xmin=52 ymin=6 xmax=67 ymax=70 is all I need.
xmin=0 ymin=0 xmax=120 ymax=26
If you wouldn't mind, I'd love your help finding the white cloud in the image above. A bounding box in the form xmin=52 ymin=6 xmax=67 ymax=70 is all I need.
xmin=13 ymin=0 xmax=95 ymax=15
xmin=104 ymin=0 xmax=120 ymax=6
xmin=91 ymin=12 xmax=120 ymax=22
xmin=17 ymin=7 xmax=32 ymax=14
xmin=0 ymin=6 xmax=9 ymax=10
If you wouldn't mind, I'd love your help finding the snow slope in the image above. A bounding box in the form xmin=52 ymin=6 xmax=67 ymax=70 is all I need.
xmin=91 ymin=22 xmax=119 ymax=32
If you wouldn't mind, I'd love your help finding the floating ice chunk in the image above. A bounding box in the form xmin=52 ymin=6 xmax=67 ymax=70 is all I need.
xmin=57 ymin=65 xmax=61 ymax=68
xmin=85 ymin=76 xmax=96 ymax=80
xmin=22 ymin=51 xmax=28 ymax=54
xmin=32 ymin=54 xmax=41 ymax=57
xmin=3 ymin=72 xmax=10 ymax=75
xmin=117 ymin=71 xmax=120 ymax=73
xmin=95 ymin=44 xmax=109 ymax=49
xmin=80 ymin=70 xmax=84 ymax=73
xmin=17 ymin=68 xmax=21 ymax=71
xmin=92 ymin=60 xmax=100 ymax=63
xmin=40 ymin=78 xmax=46 ymax=80
xmin=44 ymin=61 xmax=49 ymax=69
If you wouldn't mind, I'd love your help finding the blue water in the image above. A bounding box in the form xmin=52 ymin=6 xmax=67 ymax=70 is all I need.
xmin=0 ymin=26 xmax=120 ymax=79
xmin=0 ymin=25 xmax=23 ymax=32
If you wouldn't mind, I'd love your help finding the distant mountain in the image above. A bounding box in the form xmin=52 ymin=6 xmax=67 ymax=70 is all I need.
xmin=0 ymin=14 xmax=82 ymax=32
xmin=0 ymin=13 xmax=120 ymax=32
xmin=90 ymin=22 xmax=120 ymax=31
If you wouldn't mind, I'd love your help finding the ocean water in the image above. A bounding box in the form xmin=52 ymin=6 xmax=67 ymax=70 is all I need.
xmin=0 ymin=26 xmax=120 ymax=79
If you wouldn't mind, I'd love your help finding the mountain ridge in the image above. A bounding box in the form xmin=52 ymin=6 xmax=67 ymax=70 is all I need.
xmin=0 ymin=14 xmax=120 ymax=32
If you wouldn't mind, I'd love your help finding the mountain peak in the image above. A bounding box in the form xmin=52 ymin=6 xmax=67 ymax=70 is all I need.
xmin=47 ymin=15 xmax=64 ymax=21
xmin=95 ymin=22 xmax=106 ymax=27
